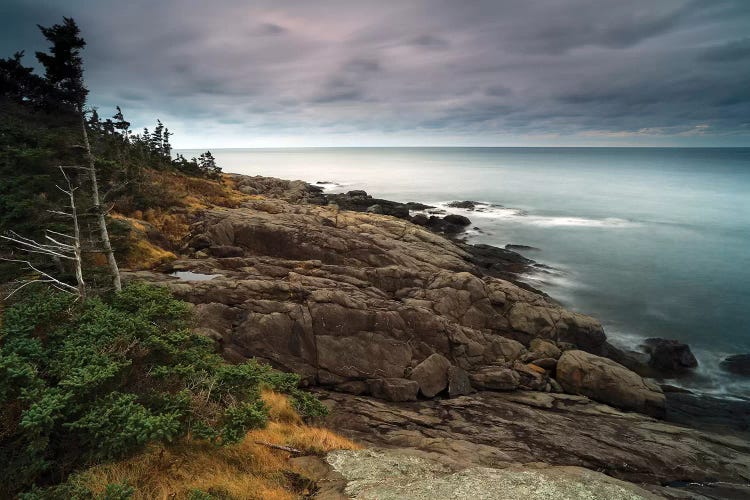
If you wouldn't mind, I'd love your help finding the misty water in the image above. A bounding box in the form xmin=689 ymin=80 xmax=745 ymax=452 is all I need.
xmin=179 ymin=147 xmax=750 ymax=398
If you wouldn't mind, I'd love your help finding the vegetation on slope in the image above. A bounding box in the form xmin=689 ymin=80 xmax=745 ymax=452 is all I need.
xmin=70 ymin=390 xmax=359 ymax=500
xmin=1 ymin=17 xmax=358 ymax=499
xmin=0 ymin=283 xmax=343 ymax=498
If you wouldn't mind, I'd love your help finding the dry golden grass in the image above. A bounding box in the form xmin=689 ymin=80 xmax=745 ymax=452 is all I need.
xmin=111 ymin=170 xmax=253 ymax=271
xmin=74 ymin=391 xmax=360 ymax=500
xmin=125 ymin=239 xmax=178 ymax=270
xmin=146 ymin=170 xmax=250 ymax=211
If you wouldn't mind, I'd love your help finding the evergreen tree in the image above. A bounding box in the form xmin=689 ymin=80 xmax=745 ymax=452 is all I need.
xmin=152 ymin=119 xmax=164 ymax=156
xmin=0 ymin=51 xmax=47 ymax=104
xmin=35 ymin=17 xmax=88 ymax=111
xmin=36 ymin=17 xmax=121 ymax=291
xmin=87 ymin=107 xmax=101 ymax=132
xmin=163 ymin=127 xmax=172 ymax=158
xmin=112 ymin=105 xmax=130 ymax=139
xmin=198 ymin=151 xmax=221 ymax=179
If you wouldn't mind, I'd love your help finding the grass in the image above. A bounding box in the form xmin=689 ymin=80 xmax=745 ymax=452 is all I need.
xmin=111 ymin=170 xmax=252 ymax=271
xmin=72 ymin=391 xmax=360 ymax=499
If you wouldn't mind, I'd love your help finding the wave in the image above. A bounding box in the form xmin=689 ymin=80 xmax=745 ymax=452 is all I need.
xmin=525 ymin=216 xmax=638 ymax=228
xmin=314 ymin=181 xmax=346 ymax=191
xmin=602 ymin=327 xmax=750 ymax=399
xmin=432 ymin=201 xmax=640 ymax=228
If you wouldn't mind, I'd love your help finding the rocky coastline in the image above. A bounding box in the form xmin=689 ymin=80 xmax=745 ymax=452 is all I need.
xmin=124 ymin=174 xmax=750 ymax=498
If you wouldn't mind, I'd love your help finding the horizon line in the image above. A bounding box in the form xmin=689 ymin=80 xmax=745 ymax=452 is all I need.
xmin=173 ymin=145 xmax=750 ymax=150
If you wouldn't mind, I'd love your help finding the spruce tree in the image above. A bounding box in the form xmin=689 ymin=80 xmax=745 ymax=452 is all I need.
xmin=35 ymin=17 xmax=87 ymax=111
xmin=36 ymin=17 xmax=121 ymax=291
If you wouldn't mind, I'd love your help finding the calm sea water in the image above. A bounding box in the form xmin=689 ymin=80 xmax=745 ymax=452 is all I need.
xmin=180 ymin=147 xmax=750 ymax=397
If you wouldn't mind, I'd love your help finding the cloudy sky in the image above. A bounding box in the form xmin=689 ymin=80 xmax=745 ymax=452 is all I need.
xmin=2 ymin=0 xmax=750 ymax=147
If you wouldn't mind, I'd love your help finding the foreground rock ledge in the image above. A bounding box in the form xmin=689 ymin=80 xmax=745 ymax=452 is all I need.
xmin=323 ymin=449 xmax=661 ymax=499
xmin=320 ymin=391 xmax=750 ymax=498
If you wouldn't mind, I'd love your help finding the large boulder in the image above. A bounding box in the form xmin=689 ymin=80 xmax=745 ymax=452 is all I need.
xmin=641 ymin=338 xmax=698 ymax=374
xmin=410 ymin=353 xmax=451 ymax=397
xmin=556 ymin=350 xmax=665 ymax=418
xmin=368 ymin=378 xmax=419 ymax=402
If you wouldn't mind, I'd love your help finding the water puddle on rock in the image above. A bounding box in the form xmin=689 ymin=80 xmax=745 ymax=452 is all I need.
xmin=170 ymin=271 xmax=219 ymax=281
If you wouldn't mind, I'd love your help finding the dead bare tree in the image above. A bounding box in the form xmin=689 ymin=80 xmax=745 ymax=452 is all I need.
xmin=81 ymin=113 xmax=122 ymax=291
xmin=0 ymin=167 xmax=86 ymax=299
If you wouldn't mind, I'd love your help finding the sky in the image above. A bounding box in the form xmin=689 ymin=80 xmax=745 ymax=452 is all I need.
xmin=1 ymin=0 xmax=750 ymax=148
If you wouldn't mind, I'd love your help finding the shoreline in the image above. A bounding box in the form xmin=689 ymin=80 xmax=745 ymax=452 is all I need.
xmin=310 ymin=182 xmax=750 ymax=436
xmin=315 ymin=182 xmax=750 ymax=402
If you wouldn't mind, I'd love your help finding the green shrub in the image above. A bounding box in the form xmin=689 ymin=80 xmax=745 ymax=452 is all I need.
xmin=0 ymin=282 xmax=326 ymax=497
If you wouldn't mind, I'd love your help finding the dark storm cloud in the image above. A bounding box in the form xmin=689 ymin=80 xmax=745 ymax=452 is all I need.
xmin=257 ymin=23 xmax=287 ymax=36
xmin=409 ymin=35 xmax=450 ymax=50
xmin=1 ymin=0 xmax=749 ymax=146
xmin=701 ymin=38 xmax=750 ymax=62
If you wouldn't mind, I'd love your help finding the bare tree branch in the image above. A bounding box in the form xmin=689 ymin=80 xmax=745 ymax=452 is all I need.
xmin=46 ymin=230 xmax=77 ymax=240
xmin=0 ymin=166 xmax=87 ymax=299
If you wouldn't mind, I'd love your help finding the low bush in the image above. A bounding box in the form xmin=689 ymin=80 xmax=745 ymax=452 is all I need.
xmin=0 ymin=283 xmax=327 ymax=497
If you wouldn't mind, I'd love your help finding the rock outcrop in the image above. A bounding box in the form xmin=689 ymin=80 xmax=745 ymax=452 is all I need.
xmin=126 ymin=179 xmax=641 ymax=408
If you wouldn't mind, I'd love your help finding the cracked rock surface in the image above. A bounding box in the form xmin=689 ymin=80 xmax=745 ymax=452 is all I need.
xmin=320 ymin=391 xmax=750 ymax=498
xmin=124 ymin=189 xmax=658 ymax=412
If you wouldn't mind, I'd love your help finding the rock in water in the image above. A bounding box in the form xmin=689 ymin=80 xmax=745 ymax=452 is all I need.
xmin=505 ymin=244 xmax=541 ymax=251
xmin=556 ymin=350 xmax=666 ymax=418
xmin=447 ymin=200 xmax=478 ymax=209
xmin=720 ymin=353 xmax=750 ymax=377
xmin=410 ymin=213 xmax=429 ymax=226
xmin=410 ymin=353 xmax=451 ymax=397
xmin=641 ymin=338 xmax=698 ymax=373
xmin=443 ymin=214 xmax=472 ymax=226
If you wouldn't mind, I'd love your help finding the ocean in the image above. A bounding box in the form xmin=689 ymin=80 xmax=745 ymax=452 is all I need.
xmin=178 ymin=147 xmax=750 ymax=398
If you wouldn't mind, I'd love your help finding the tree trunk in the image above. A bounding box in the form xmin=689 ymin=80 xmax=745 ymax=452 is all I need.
xmin=67 ymin=180 xmax=86 ymax=298
xmin=81 ymin=114 xmax=121 ymax=291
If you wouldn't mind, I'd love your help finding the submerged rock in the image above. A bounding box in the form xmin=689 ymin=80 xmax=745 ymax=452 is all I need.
xmin=720 ymin=353 xmax=750 ymax=377
xmin=505 ymin=244 xmax=541 ymax=251
xmin=556 ymin=350 xmax=665 ymax=418
xmin=447 ymin=200 xmax=479 ymax=209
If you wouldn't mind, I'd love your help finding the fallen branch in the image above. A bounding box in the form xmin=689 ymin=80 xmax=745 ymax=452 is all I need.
xmin=254 ymin=441 xmax=303 ymax=455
